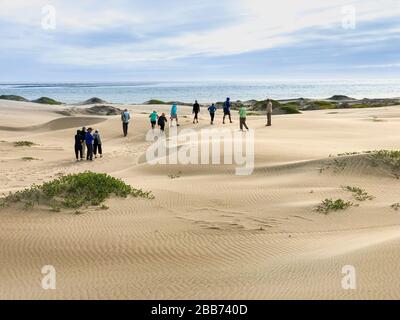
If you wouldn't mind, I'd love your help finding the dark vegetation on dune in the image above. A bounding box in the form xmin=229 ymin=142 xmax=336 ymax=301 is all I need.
xmin=82 ymin=97 xmax=107 ymax=105
xmin=0 ymin=171 xmax=154 ymax=212
xmin=32 ymin=97 xmax=63 ymax=105
xmin=0 ymin=95 xmax=29 ymax=102
xmin=0 ymin=93 xmax=398 ymax=111
xmin=82 ymin=105 xmax=123 ymax=115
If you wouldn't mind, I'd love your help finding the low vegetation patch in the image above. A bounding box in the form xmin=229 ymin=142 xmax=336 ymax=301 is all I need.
xmin=343 ymin=186 xmax=375 ymax=201
xmin=279 ymin=105 xmax=302 ymax=114
xmin=0 ymin=171 xmax=154 ymax=212
xmin=146 ymin=99 xmax=167 ymax=105
xmin=14 ymin=141 xmax=36 ymax=147
xmin=32 ymin=97 xmax=62 ymax=105
xmin=21 ymin=157 xmax=39 ymax=161
xmin=315 ymin=198 xmax=354 ymax=214
xmin=0 ymin=95 xmax=29 ymax=102
xmin=370 ymin=150 xmax=400 ymax=179
xmin=304 ymin=101 xmax=336 ymax=110
xmin=168 ymin=171 xmax=182 ymax=179
xmin=391 ymin=203 xmax=400 ymax=211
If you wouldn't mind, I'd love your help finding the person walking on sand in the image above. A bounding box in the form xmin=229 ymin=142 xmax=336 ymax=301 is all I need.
xmin=121 ymin=109 xmax=131 ymax=137
xmin=170 ymin=103 xmax=179 ymax=127
xmin=192 ymin=100 xmax=200 ymax=124
xmin=149 ymin=110 xmax=158 ymax=130
xmin=223 ymin=97 xmax=233 ymax=124
xmin=266 ymin=99 xmax=273 ymax=126
xmin=80 ymin=127 xmax=87 ymax=157
xmin=208 ymin=103 xmax=217 ymax=125
xmin=93 ymin=129 xmax=103 ymax=158
xmin=239 ymin=105 xmax=249 ymax=131
xmin=74 ymin=129 xmax=83 ymax=161
xmin=158 ymin=112 xmax=168 ymax=133
xmin=85 ymin=128 xmax=94 ymax=161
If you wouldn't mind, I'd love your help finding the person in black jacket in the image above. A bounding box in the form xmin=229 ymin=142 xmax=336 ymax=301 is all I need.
xmin=74 ymin=130 xmax=83 ymax=161
xmin=192 ymin=100 xmax=200 ymax=124
xmin=158 ymin=113 xmax=168 ymax=133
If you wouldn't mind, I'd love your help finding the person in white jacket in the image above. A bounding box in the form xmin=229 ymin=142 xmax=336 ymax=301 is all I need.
xmin=93 ymin=130 xmax=103 ymax=158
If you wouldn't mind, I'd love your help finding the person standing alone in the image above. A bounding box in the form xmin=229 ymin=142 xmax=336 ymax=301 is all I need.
xmin=192 ymin=100 xmax=200 ymax=124
xmin=121 ymin=109 xmax=131 ymax=137
xmin=266 ymin=99 xmax=273 ymax=126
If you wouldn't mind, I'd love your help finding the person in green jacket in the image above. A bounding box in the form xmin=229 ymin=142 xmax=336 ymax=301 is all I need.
xmin=149 ymin=111 xmax=158 ymax=130
xmin=239 ymin=106 xmax=249 ymax=131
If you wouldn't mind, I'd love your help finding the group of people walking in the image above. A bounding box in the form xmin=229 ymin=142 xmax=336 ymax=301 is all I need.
xmin=73 ymin=98 xmax=273 ymax=160
xmin=194 ymin=97 xmax=273 ymax=130
xmin=74 ymin=127 xmax=102 ymax=161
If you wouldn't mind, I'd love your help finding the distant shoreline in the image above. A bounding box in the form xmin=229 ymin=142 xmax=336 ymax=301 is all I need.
xmin=1 ymin=94 xmax=399 ymax=115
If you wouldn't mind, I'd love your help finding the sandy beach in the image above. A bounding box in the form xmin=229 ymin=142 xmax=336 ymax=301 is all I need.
xmin=1 ymin=99 xmax=400 ymax=300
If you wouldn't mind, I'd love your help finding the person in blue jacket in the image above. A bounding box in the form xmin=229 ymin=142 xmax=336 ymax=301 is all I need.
xmin=208 ymin=103 xmax=217 ymax=125
xmin=85 ymin=127 xmax=94 ymax=161
xmin=170 ymin=103 xmax=180 ymax=127
xmin=223 ymin=97 xmax=233 ymax=124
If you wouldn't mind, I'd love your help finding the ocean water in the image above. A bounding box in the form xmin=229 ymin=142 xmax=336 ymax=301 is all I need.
xmin=0 ymin=80 xmax=399 ymax=104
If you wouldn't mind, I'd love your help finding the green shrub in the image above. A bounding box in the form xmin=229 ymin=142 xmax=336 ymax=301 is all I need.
xmin=280 ymin=105 xmax=302 ymax=114
xmin=0 ymin=171 xmax=154 ymax=211
xmin=32 ymin=97 xmax=62 ymax=105
xmin=147 ymin=99 xmax=166 ymax=105
xmin=21 ymin=157 xmax=39 ymax=161
xmin=315 ymin=198 xmax=354 ymax=214
xmin=371 ymin=150 xmax=400 ymax=178
xmin=305 ymin=101 xmax=336 ymax=110
xmin=253 ymin=99 xmax=281 ymax=111
xmin=14 ymin=141 xmax=35 ymax=147
xmin=343 ymin=186 xmax=374 ymax=201
xmin=0 ymin=95 xmax=29 ymax=102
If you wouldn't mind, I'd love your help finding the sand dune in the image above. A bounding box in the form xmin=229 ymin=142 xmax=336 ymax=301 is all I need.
xmin=0 ymin=116 xmax=106 ymax=132
xmin=1 ymin=101 xmax=400 ymax=299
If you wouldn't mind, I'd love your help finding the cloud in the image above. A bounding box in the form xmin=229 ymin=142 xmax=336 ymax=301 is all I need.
xmin=1 ymin=0 xmax=400 ymax=80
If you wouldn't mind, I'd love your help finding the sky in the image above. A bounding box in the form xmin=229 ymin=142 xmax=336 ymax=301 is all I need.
xmin=1 ymin=0 xmax=400 ymax=82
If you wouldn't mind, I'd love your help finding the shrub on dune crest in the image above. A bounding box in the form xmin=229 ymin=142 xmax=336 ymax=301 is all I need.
xmin=0 ymin=171 xmax=154 ymax=212
xmin=14 ymin=141 xmax=36 ymax=147
xmin=343 ymin=186 xmax=374 ymax=201
xmin=315 ymin=198 xmax=354 ymax=214
xmin=370 ymin=150 xmax=400 ymax=179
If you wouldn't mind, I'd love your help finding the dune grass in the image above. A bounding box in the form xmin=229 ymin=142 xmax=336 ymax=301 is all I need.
xmin=315 ymin=198 xmax=354 ymax=214
xmin=391 ymin=203 xmax=400 ymax=211
xmin=370 ymin=150 xmax=400 ymax=179
xmin=343 ymin=186 xmax=375 ymax=201
xmin=21 ymin=157 xmax=39 ymax=161
xmin=280 ymin=105 xmax=302 ymax=114
xmin=14 ymin=141 xmax=36 ymax=147
xmin=0 ymin=171 xmax=154 ymax=212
